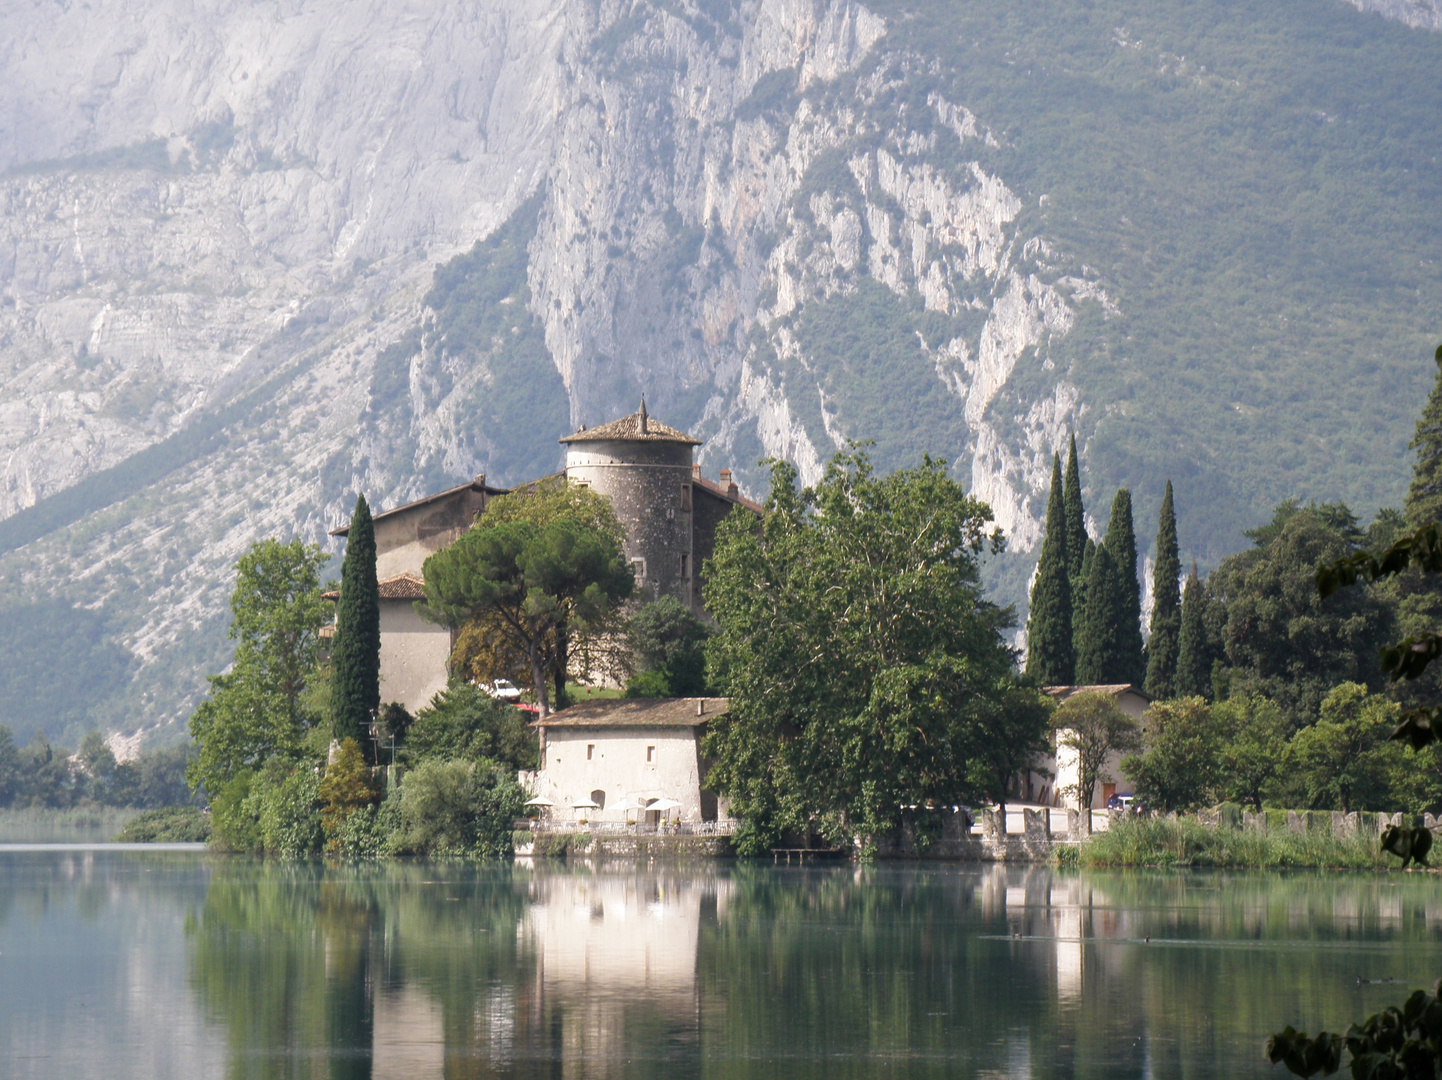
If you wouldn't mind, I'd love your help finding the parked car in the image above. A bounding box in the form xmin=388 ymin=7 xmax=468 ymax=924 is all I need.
xmin=480 ymin=679 xmax=522 ymax=700
xmin=1105 ymin=793 xmax=1135 ymax=811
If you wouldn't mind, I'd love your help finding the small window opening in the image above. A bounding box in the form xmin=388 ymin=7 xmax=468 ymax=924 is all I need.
xmin=680 ymin=553 xmax=689 ymax=578
xmin=646 ymin=745 xmax=655 ymax=763
xmin=587 ymin=744 xmax=595 ymax=761
xmin=680 ymin=484 xmax=692 ymax=511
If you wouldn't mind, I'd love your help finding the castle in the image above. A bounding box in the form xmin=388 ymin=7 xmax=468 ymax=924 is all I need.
xmin=331 ymin=403 xmax=760 ymax=714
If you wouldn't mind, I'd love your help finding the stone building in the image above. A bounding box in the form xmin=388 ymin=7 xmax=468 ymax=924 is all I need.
xmin=327 ymin=405 xmax=758 ymax=714
xmin=522 ymin=696 xmax=730 ymax=824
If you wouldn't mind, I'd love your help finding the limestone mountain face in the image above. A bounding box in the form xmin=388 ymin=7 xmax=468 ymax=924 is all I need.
xmin=0 ymin=0 xmax=1438 ymax=743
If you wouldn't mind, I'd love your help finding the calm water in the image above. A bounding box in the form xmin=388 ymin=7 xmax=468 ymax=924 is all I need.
xmin=0 ymin=850 xmax=1439 ymax=1079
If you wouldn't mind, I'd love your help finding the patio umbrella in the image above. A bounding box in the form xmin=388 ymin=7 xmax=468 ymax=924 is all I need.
xmin=570 ymin=799 xmax=600 ymax=810
xmin=524 ymin=796 xmax=555 ymax=806
xmin=646 ymin=797 xmax=682 ymax=811
xmin=612 ymin=799 xmax=645 ymax=824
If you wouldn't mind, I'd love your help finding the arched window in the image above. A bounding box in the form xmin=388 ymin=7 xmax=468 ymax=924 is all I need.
xmin=590 ymin=789 xmax=606 ymax=810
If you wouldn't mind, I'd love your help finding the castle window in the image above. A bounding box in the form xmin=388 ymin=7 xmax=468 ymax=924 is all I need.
xmin=680 ymin=553 xmax=689 ymax=578
xmin=680 ymin=484 xmax=692 ymax=511
xmin=587 ymin=744 xmax=595 ymax=761
xmin=646 ymin=745 xmax=655 ymax=763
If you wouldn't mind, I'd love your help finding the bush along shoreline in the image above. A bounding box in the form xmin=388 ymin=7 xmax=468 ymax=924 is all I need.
xmin=1067 ymin=806 xmax=1426 ymax=870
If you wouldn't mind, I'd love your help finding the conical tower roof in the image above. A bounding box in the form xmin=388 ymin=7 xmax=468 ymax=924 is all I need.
xmin=559 ymin=400 xmax=701 ymax=445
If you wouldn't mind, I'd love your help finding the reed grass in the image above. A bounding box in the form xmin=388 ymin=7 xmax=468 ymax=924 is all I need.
xmin=1079 ymin=815 xmax=1392 ymax=870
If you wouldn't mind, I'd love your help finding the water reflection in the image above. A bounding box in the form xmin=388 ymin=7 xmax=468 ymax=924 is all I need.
xmin=4 ymin=853 xmax=1442 ymax=1079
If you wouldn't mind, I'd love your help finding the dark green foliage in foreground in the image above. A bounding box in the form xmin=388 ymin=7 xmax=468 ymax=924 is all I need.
xmin=702 ymin=449 xmax=1049 ymax=854
xmin=1145 ymin=481 xmax=1182 ymax=699
xmin=113 ymin=806 xmax=212 ymax=843
xmin=1268 ymin=982 xmax=1442 ymax=1080
xmin=402 ymin=684 xmax=538 ymax=772
xmin=389 ymin=758 xmax=524 ymax=858
xmin=1025 ymin=454 xmax=1074 ymax=685
xmin=333 ymin=495 xmax=380 ymax=748
xmin=625 ymin=597 xmax=711 ymax=697
xmin=1407 ymin=347 xmax=1442 ymax=531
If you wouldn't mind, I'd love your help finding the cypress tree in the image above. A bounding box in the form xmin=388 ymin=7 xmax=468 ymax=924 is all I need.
xmin=1103 ymin=489 xmax=1145 ymax=685
xmin=1026 ymin=454 xmax=1074 ymax=685
xmin=1075 ymin=542 xmax=1127 ymax=685
xmin=333 ymin=494 xmax=380 ymax=749
xmin=1406 ymin=345 xmax=1442 ymax=528
xmin=1073 ymin=536 xmax=1096 ymax=664
xmin=1063 ymin=434 xmax=1087 ymax=582
xmin=1145 ymin=480 xmax=1182 ymax=699
xmin=1174 ymin=569 xmax=1212 ymax=699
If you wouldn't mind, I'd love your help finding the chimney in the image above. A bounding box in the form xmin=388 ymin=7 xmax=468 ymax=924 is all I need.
xmin=697 ymin=699 xmax=705 ymax=716
xmin=692 ymin=462 xmax=701 ymax=480
xmin=720 ymin=467 xmax=738 ymax=499
xmin=474 ymin=472 xmax=486 ymax=487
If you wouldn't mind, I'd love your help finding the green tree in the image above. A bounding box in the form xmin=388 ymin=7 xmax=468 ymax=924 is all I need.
xmin=1145 ymin=480 xmax=1183 ymax=699
xmin=1174 ymin=569 xmax=1215 ymax=699
xmin=1407 ymin=346 xmax=1442 ymax=529
xmin=317 ymin=737 xmax=380 ymax=850
xmin=392 ymin=758 xmax=524 ymax=856
xmin=403 ymin=683 xmax=538 ymax=770
xmin=478 ymin=479 xmax=630 ymax=707
xmin=1120 ymin=697 xmax=1220 ymax=812
xmin=1063 ymin=433 xmax=1087 ymax=583
xmin=77 ymin=729 xmax=117 ymax=800
xmin=1213 ymin=693 xmax=1290 ymax=810
xmin=701 ymin=450 xmax=1025 ymax=854
xmin=1053 ymin=691 xmax=1141 ymax=811
xmin=419 ymin=517 xmax=632 ymax=717
xmin=626 ymin=596 xmax=711 ymax=696
xmin=1212 ymin=501 xmax=1394 ymax=727
xmin=1075 ymin=542 xmax=1128 ymax=685
xmin=1283 ymin=682 xmax=1402 ymax=813
xmin=1104 ymin=489 xmax=1145 ymax=684
xmin=1025 ymin=454 xmax=1074 ymax=685
xmin=188 ymin=539 xmax=332 ymax=794
xmin=333 ymin=495 xmax=381 ymax=748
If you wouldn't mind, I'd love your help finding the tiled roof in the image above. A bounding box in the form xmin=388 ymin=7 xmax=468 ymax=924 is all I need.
xmin=535 ymin=696 xmax=729 ymax=728
xmin=329 ymin=476 xmax=507 ymax=536
xmin=692 ymin=472 xmax=764 ymax=514
xmin=559 ymin=403 xmax=701 ymax=445
xmin=322 ymin=573 xmax=427 ymax=602
xmin=1043 ymin=684 xmax=1151 ymax=703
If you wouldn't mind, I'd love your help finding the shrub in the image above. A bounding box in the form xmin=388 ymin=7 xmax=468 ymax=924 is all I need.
xmin=257 ymin=764 xmax=323 ymax=857
xmin=210 ymin=771 xmax=260 ymax=852
xmin=336 ymin=794 xmax=400 ymax=858
xmin=392 ymin=758 xmax=524 ymax=857
xmin=404 ymin=684 xmax=538 ymax=771
xmin=113 ymin=806 xmax=212 ymax=843
xmin=318 ymin=738 xmax=379 ymax=850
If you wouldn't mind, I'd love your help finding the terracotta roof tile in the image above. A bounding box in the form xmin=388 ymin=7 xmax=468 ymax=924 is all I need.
xmin=322 ymin=573 xmax=427 ymax=602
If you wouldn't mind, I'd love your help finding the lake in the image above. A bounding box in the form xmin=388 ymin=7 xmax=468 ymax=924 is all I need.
xmin=0 ymin=848 xmax=1437 ymax=1079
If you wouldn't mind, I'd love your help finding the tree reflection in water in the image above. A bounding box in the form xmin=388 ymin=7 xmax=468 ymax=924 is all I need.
xmin=186 ymin=861 xmax=1442 ymax=1079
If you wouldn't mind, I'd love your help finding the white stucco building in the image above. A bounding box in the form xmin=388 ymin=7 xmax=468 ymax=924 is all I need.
xmin=524 ymin=697 xmax=730 ymax=825
xmin=1032 ymin=684 xmax=1152 ymax=810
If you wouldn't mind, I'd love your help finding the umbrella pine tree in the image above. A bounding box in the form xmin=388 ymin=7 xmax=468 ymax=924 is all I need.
xmin=1026 ymin=455 xmax=1073 ymax=684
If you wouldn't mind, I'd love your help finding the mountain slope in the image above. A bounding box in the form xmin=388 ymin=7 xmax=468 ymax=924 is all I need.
xmin=0 ymin=0 xmax=1438 ymax=744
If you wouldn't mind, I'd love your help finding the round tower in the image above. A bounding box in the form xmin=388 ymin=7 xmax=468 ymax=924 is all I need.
xmin=560 ymin=401 xmax=701 ymax=606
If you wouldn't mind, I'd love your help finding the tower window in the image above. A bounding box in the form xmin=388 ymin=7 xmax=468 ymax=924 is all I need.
xmin=680 ymin=553 xmax=689 ymax=578
xmin=680 ymin=484 xmax=692 ymax=511
xmin=646 ymin=745 xmax=655 ymax=763
xmin=587 ymin=744 xmax=595 ymax=761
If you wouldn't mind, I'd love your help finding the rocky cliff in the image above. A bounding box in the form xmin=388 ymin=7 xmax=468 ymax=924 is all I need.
xmin=0 ymin=0 xmax=1438 ymax=744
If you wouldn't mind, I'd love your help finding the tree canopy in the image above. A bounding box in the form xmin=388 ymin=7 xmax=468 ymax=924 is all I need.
xmin=189 ymin=539 xmax=332 ymax=794
xmin=419 ymin=512 xmax=632 ymax=717
xmin=700 ymin=449 xmax=1048 ymax=854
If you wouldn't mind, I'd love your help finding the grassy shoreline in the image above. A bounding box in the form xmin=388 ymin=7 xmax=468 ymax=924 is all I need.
xmin=1072 ymin=816 xmax=1393 ymax=870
